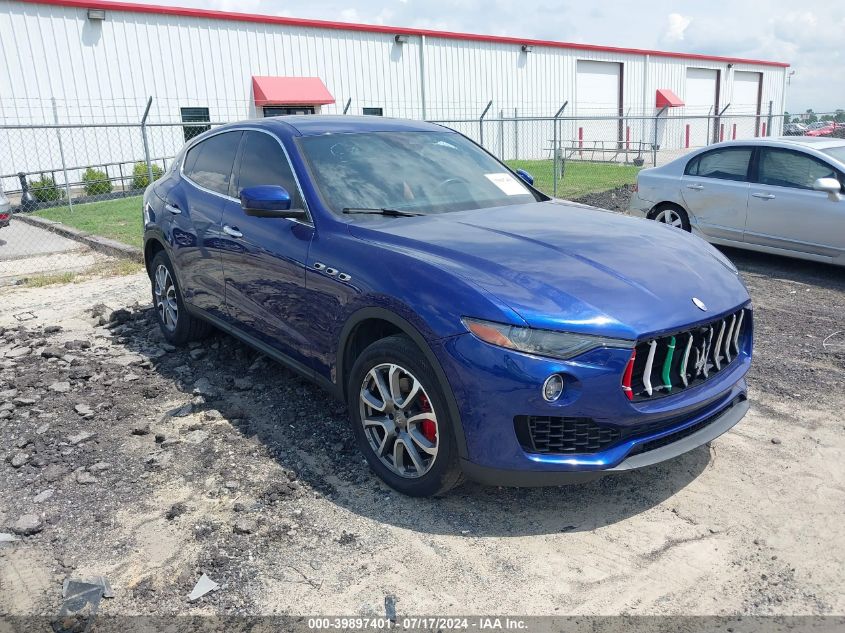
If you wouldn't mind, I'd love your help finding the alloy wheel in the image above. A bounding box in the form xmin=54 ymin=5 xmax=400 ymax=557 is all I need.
xmin=654 ymin=208 xmax=684 ymax=228
xmin=154 ymin=264 xmax=178 ymax=331
xmin=359 ymin=363 xmax=439 ymax=478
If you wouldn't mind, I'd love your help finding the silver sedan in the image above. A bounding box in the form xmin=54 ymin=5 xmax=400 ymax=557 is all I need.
xmin=628 ymin=137 xmax=845 ymax=266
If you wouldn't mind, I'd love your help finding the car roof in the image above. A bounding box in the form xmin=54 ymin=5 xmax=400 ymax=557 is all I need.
xmin=219 ymin=115 xmax=448 ymax=137
xmin=705 ymin=137 xmax=845 ymax=151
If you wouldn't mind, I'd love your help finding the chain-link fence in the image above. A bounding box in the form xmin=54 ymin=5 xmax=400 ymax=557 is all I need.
xmin=0 ymin=106 xmax=228 ymax=281
xmin=434 ymin=108 xmax=790 ymax=200
xmin=1 ymin=99 xmax=836 ymax=282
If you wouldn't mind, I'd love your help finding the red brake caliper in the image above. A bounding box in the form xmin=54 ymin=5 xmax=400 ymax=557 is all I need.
xmin=418 ymin=393 xmax=437 ymax=442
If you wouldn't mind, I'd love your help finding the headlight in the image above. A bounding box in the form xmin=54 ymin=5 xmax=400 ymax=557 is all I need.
xmin=462 ymin=317 xmax=634 ymax=360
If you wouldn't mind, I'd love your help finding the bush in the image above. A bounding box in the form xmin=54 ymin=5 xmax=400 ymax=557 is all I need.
xmin=81 ymin=167 xmax=113 ymax=196
xmin=29 ymin=175 xmax=63 ymax=202
xmin=131 ymin=162 xmax=163 ymax=190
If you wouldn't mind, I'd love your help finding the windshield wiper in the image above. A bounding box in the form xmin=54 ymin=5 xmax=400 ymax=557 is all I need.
xmin=342 ymin=207 xmax=424 ymax=217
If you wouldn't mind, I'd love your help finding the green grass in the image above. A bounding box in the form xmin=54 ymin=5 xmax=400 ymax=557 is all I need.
xmin=29 ymin=163 xmax=635 ymax=246
xmin=505 ymin=159 xmax=641 ymax=199
xmin=35 ymin=195 xmax=143 ymax=248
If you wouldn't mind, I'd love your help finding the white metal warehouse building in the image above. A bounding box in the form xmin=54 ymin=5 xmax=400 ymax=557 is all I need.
xmin=0 ymin=0 xmax=789 ymax=192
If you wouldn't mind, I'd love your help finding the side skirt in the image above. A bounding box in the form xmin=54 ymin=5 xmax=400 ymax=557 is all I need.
xmin=186 ymin=305 xmax=342 ymax=400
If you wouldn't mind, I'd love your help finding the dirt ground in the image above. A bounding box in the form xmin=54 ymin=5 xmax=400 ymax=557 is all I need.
xmin=0 ymin=244 xmax=843 ymax=621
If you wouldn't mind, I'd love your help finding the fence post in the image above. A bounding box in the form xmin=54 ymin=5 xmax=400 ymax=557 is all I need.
xmin=715 ymin=103 xmax=730 ymax=145
xmin=51 ymin=98 xmax=73 ymax=211
xmin=653 ymin=106 xmax=667 ymax=166
xmin=513 ymin=108 xmax=518 ymax=158
xmin=767 ymin=100 xmax=773 ymax=137
xmin=479 ymin=100 xmax=493 ymax=148
xmin=498 ymin=110 xmax=504 ymax=159
xmin=552 ymin=101 xmax=568 ymax=197
xmin=140 ymin=96 xmax=154 ymax=188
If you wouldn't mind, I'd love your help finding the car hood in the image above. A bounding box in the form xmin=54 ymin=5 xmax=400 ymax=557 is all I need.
xmin=347 ymin=201 xmax=749 ymax=340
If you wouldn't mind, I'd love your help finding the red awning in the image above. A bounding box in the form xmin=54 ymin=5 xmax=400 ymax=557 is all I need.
xmin=655 ymin=88 xmax=684 ymax=108
xmin=252 ymin=76 xmax=335 ymax=106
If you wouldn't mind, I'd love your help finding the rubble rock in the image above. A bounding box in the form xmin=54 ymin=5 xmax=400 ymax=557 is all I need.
xmin=33 ymin=489 xmax=54 ymax=503
xmin=76 ymin=471 xmax=98 ymax=485
xmin=74 ymin=404 xmax=94 ymax=417
xmin=11 ymin=514 xmax=43 ymax=536
xmin=68 ymin=431 xmax=97 ymax=445
xmin=9 ymin=452 xmax=30 ymax=468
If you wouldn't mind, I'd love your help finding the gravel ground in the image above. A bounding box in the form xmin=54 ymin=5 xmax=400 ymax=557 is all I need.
xmin=573 ymin=184 xmax=635 ymax=212
xmin=0 ymin=227 xmax=843 ymax=622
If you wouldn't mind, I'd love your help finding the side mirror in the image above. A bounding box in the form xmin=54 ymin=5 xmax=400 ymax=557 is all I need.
xmin=813 ymin=177 xmax=842 ymax=202
xmin=240 ymin=185 xmax=306 ymax=219
xmin=515 ymin=168 xmax=534 ymax=186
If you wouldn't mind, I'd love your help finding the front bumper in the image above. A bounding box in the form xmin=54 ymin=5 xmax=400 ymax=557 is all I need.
xmin=626 ymin=189 xmax=652 ymax=218
xmin=432 ymin=326 xmax=751 ymax=486
xmin=461 ymin=396 xmax=748 ymax=486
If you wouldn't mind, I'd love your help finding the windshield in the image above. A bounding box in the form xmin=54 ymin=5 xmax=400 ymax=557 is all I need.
xmin=821 ymin=146 xmax=845 ymax=164
xmin=298 ymin=131 xmax=544 ymax=215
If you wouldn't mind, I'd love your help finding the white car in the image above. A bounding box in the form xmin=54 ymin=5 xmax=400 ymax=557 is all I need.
xmin=629 ymin=137 xmax=845 ymax=266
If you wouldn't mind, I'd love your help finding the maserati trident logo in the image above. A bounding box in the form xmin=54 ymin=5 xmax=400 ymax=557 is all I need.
xmin=692 ymin=297 xmax=707 ymax=311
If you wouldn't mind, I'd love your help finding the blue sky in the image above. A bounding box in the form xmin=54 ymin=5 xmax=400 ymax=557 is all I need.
xmin=125 ymin=0 xmax=842 ymax=112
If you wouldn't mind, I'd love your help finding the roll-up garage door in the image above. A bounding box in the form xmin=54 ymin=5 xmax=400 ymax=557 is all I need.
xmin=576 ymin=61 xmax=622 ymax=151
xmin=685 ymin=68 xmax=719 ymax=147
xmin=733 ymin=71 xmax=762 ymax=138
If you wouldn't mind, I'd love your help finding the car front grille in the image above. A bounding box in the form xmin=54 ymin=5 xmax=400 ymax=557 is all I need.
xmin=514 ymin=416 xmax=621 ymax=454
xmin=627 ymin=307 xmax=750 ymax=401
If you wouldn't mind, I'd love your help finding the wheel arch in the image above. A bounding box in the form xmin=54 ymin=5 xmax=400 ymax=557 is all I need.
xmin=337 ymin=307 xmax=469 ymax=459
xmin=647 ymin=200 xmax=688 ymax=219
xmin=143 ymin=236 xmax=167 ymax=277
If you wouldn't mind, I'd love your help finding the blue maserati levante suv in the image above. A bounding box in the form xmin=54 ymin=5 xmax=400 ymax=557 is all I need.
xmin=142 ymin=116 xmax=752 ymax=496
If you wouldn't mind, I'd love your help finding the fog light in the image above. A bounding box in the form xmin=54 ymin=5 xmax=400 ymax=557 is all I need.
xmin=542 ymin=374 xmax=564 ymax=402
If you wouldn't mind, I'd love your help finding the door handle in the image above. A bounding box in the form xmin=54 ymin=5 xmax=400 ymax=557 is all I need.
xmin=752 ymin=193 xmax=776 ymax=200
xmin=165 ymin=203 xmax=181 ymax=214
xmin=223 ymin=225 xmax=243 ymax=238
xmin=686 ymin=184 xmax=704 ymax=191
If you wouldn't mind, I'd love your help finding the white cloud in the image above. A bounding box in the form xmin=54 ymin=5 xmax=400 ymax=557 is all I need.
xmin=663 ymin=13 xmax=691 ymax=43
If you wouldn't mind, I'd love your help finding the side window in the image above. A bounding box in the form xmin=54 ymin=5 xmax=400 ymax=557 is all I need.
xmin=235 ymin=131 xmax=305 ymax=209
xmin=183 ymin=131 xmax=242 ymax=196
xmin=686 ymin=148 xmax=752 ymax=182
xmin=685 ymin=156 xmax=700 ymax=176
xmin=758 ymin=149 xmax=840 ymax=190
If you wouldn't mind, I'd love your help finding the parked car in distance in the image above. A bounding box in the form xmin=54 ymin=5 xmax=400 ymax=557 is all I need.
xmin=144 ymin=116 xmax=752 ymax=496
xmin=630 ymin=137 xmax=845 ymax=266
xmin=0 ymin=187 xmax=11 ymax=229
xmin=805 ymin=121 xmax=836 ymax=137
xmin=783 ymin=122 xmax=807 ymax=136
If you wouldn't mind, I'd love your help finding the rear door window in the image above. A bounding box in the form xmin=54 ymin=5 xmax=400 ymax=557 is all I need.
xmin=757 ymin=148 xmax=840 ymax=190
xmin=685 ymin=148 xmax=752 ymax=182
xmin=183 ymin=131 xmax=242 ymax=196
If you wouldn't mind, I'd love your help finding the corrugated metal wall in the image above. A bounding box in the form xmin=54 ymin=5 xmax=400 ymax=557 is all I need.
xmin=1 ymin=0 xmax=787 ymax=125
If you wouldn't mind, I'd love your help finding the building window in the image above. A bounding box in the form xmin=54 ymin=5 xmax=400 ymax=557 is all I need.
xmin=181 ymin=107 xmax=211 ymax=142
xmin=362 ymin=107 xmax=384 ymax=116
xmin=263 ymin=106 xmax=315 ymax=116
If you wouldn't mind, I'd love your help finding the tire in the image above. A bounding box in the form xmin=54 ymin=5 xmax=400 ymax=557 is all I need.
xmin=149 ymin=250 xmax=213 ymax=345
xmin=348 ymin=334 xmax=464 ymax=497
xmin=649 ymin=203 xmax=691 ymax=232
